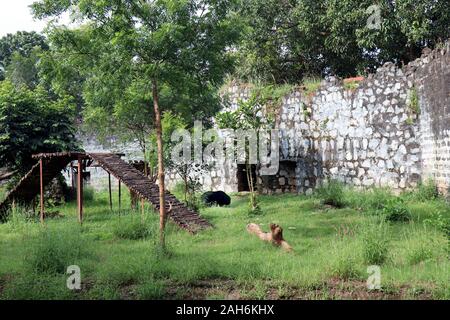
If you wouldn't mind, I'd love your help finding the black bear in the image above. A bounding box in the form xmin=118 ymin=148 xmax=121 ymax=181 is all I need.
xmin=202 ymin=191 xmax=231 ymax=207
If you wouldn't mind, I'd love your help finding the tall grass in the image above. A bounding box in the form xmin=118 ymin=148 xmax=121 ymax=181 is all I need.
xmin=360 ymin=218 xmax=390 ymax=265
xmin=316 ymin=180 xmax=345 ymax=208
xmin=25 ymin=223 xmax=90 ymax=274
xmin=112 ymin=214 xmax=156 ymax=240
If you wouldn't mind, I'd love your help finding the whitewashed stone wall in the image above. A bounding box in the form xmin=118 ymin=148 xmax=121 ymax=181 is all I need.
xmin=79 ymin=43 xmax=450 ymax=195
xmin=207 ymin=43 xmax=450 ymax=195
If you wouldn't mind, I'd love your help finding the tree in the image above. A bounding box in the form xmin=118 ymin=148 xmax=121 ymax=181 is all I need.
xmin=32 ymin=0 xmax=241 ymax=248
xmin=0 ymin=31 xmax=48 ymax=81
xmin=0 ymin=81 xmax=79 ymax=176
xmin=235 ymin=0 xmax=450 ymax=83
xmin=216 ymin=91 xmax=275 ymax=214
xmin=5 ymin=49 xmax=41 ymax=89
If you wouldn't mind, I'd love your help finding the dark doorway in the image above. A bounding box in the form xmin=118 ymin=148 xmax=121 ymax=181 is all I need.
xmin=237 ymin=164 xmax=257 ymax=192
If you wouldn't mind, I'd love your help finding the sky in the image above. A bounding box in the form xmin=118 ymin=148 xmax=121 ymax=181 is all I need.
xmin=0 ymin=0 xmax=48 ymax=37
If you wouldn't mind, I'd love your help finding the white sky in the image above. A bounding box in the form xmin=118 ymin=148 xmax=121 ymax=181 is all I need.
xmin=0 ymin=0 xmax=48 ymax=37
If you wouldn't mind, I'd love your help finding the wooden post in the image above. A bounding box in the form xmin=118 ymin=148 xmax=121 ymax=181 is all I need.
xmin=39 ymin=158 xmax=44 ymax=224
xmin=118 ymin=180 xmax=121 ymax=211
xmin=77 ymin=157 xmax=83 ymax=224
xmin=108 ymin=173 xmax=113 ymax=211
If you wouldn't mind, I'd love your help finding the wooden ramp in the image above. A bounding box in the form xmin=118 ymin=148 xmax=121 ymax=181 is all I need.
xmin=0 ymin=152 xmax=212 ymax=234
xmin=89 ymin=153 xmax=212 ymax=233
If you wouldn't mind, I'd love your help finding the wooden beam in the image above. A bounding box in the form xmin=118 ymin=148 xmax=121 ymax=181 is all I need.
xmin=118 ymin=180 xmax=122 ymax=211
xmin=108 ymin=173 xmax=113 ymax=211
xmin=77 ymin=157 xmax=83 ymax=224
xmin=40 ymin=158 xmax=44 ymax=224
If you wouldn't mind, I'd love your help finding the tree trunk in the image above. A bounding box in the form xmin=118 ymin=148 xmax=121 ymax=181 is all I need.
xmin=152 ymin=79 xmax=166 ymax=248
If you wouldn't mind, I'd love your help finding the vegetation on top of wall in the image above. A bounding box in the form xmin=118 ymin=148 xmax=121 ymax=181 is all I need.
xmin=300 ymin=77 xmax=322 ymax=98
xmin=343 ymin=80 xmax=361 ymax=91
xmin=250 ymin=83 xmax=296 ymax=114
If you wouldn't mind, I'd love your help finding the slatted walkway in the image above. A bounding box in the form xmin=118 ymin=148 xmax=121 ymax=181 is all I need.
xmin=0 ymin=152 xmax=212 ymax=234
xmin=90 ymin=153 xmax=212 ymax=233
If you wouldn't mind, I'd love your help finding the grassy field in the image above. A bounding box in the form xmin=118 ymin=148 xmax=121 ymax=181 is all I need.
xmin=0 ymin=183 xmax=449 ymax=300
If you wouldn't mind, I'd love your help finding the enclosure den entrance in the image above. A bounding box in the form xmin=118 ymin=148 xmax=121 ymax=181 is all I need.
xmin=237 ymin=164 xmax=257 ymax=192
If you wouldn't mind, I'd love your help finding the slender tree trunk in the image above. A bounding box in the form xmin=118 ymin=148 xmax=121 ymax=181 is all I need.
xmin=152 ymin=79 xmax=166 ymax=248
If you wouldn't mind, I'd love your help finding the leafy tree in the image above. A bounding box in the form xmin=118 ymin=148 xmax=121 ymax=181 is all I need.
xmin=0 ymin=31 xmax=48 ymax=81
xmin=235 ymin=0 xmax=450 ymax=83
xmin=216 ymin=92 xmax=275 ymax=214
xmin=5 ymin=49 xmax=42 ymax=89
xmin=32 ymin=0 xmax=241 ymax=248
xmin=0 ymin=81 xmax=79 ymax=176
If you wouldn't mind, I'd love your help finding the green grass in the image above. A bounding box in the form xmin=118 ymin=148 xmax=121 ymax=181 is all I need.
xmin=302 ymin=77 xmax=322 ymax=97
xmin=0 ymin=185 xmax=6 ymax=202
xmin=0 ymin=186 xmax=448 ymax=300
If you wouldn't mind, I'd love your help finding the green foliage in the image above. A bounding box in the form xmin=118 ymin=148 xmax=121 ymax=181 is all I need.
xmin=424 ymin=210 xmax=450 ymax=238
xmin=361 ymin=219 xmax=390 ymax=265
xmin=382 ymin=198 xmax=412 ymax=223
xmin=415 ymin=179 xmax=440 ymax=201
xmin=136 ymin=280 xmax=167 ymax=300
xmin=406 ymin=87 xmax=420 ymax=124
xmin=0 ymin=81 xmax=79 ymax=174
xmin=112 ymin=215 xmax=155 ymax=240
xmin=25 ymin=224 xmax=89 ymax=275
xmin=5 ymin=50 xmax=42 ymax=89
xmin=33 ymin=0 xmax=241 ymax=154
xmin=316 ymin=180 xmax=345 ymax=208
xmin=302 ymin=77 xmax=322 ymax=97
xmin=234 ymin=0 xmax=450 ymax=83
xmin=404 ymin=227 xmax=448 ymax=265
xmin=216 ymin=93 xmax=275 ymax=214
xmin=250 ymin=83 xmax=295 ymax=112
xmin=0 ymin=31 xmax=48 ymax=81
xmin=344 ymin=187 xmax=396 ymax=211
xmin=343 ymin=80 xmax=360 ymax=91
xmin=0 ymin=190 xmax=449 ymax=299
xmin=149 ymin=111 xmax=187 ymax=171
xmin=408 ymin=88 xmax=420 ymax=115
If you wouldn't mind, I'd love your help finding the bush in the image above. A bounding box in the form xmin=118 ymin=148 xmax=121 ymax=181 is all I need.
xmin=112 ymin=215 xmax=154 ymax=240
xmin=25 ymin=224 xmax=89 ymax=274
xmin=416 ymin=179 xmax=440 ymax=201
xmin=316 ymin=180 xmax=345 ymax=208
xmin=361 ymin=220 xmax=390 ymax=265
xmin=382 ymin=198 xmax=412 ymax=222
xmin=331 ymin=256 xmax=360 ymax=280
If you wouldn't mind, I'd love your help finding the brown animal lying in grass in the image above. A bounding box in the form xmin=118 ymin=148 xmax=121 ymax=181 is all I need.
xmin=247 ymin=223 xmax=293 ymax=252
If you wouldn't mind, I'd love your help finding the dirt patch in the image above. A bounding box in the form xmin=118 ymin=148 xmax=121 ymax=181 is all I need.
xmin=158 ymin=279 xmax=434 ymax=300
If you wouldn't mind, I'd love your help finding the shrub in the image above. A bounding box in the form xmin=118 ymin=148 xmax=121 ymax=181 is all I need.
xmin=331 ymin=256 xmax=360 ymax=280
xmin=316 ymin=180 xmax=345 ymax=208
xmin=25 ymin=224 xmax=89 ymax=274
xmin=113 ymin=215 xmax=154 ymax=240
xmin=424 ymin=210 xmax=450 ymax=238
xmin=416 ymin=179 xmax=440 ymax=201
xmin=361 ymin=220 xmax=390 ymax=265
xmin=382 ymin=198 xmax=412 ymax=222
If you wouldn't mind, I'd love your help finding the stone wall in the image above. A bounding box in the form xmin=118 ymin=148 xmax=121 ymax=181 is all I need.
xmin=78 ymin=43 xmax=450 ymax=195
xmin=209 ymin=43 xmax=450 ymax=195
